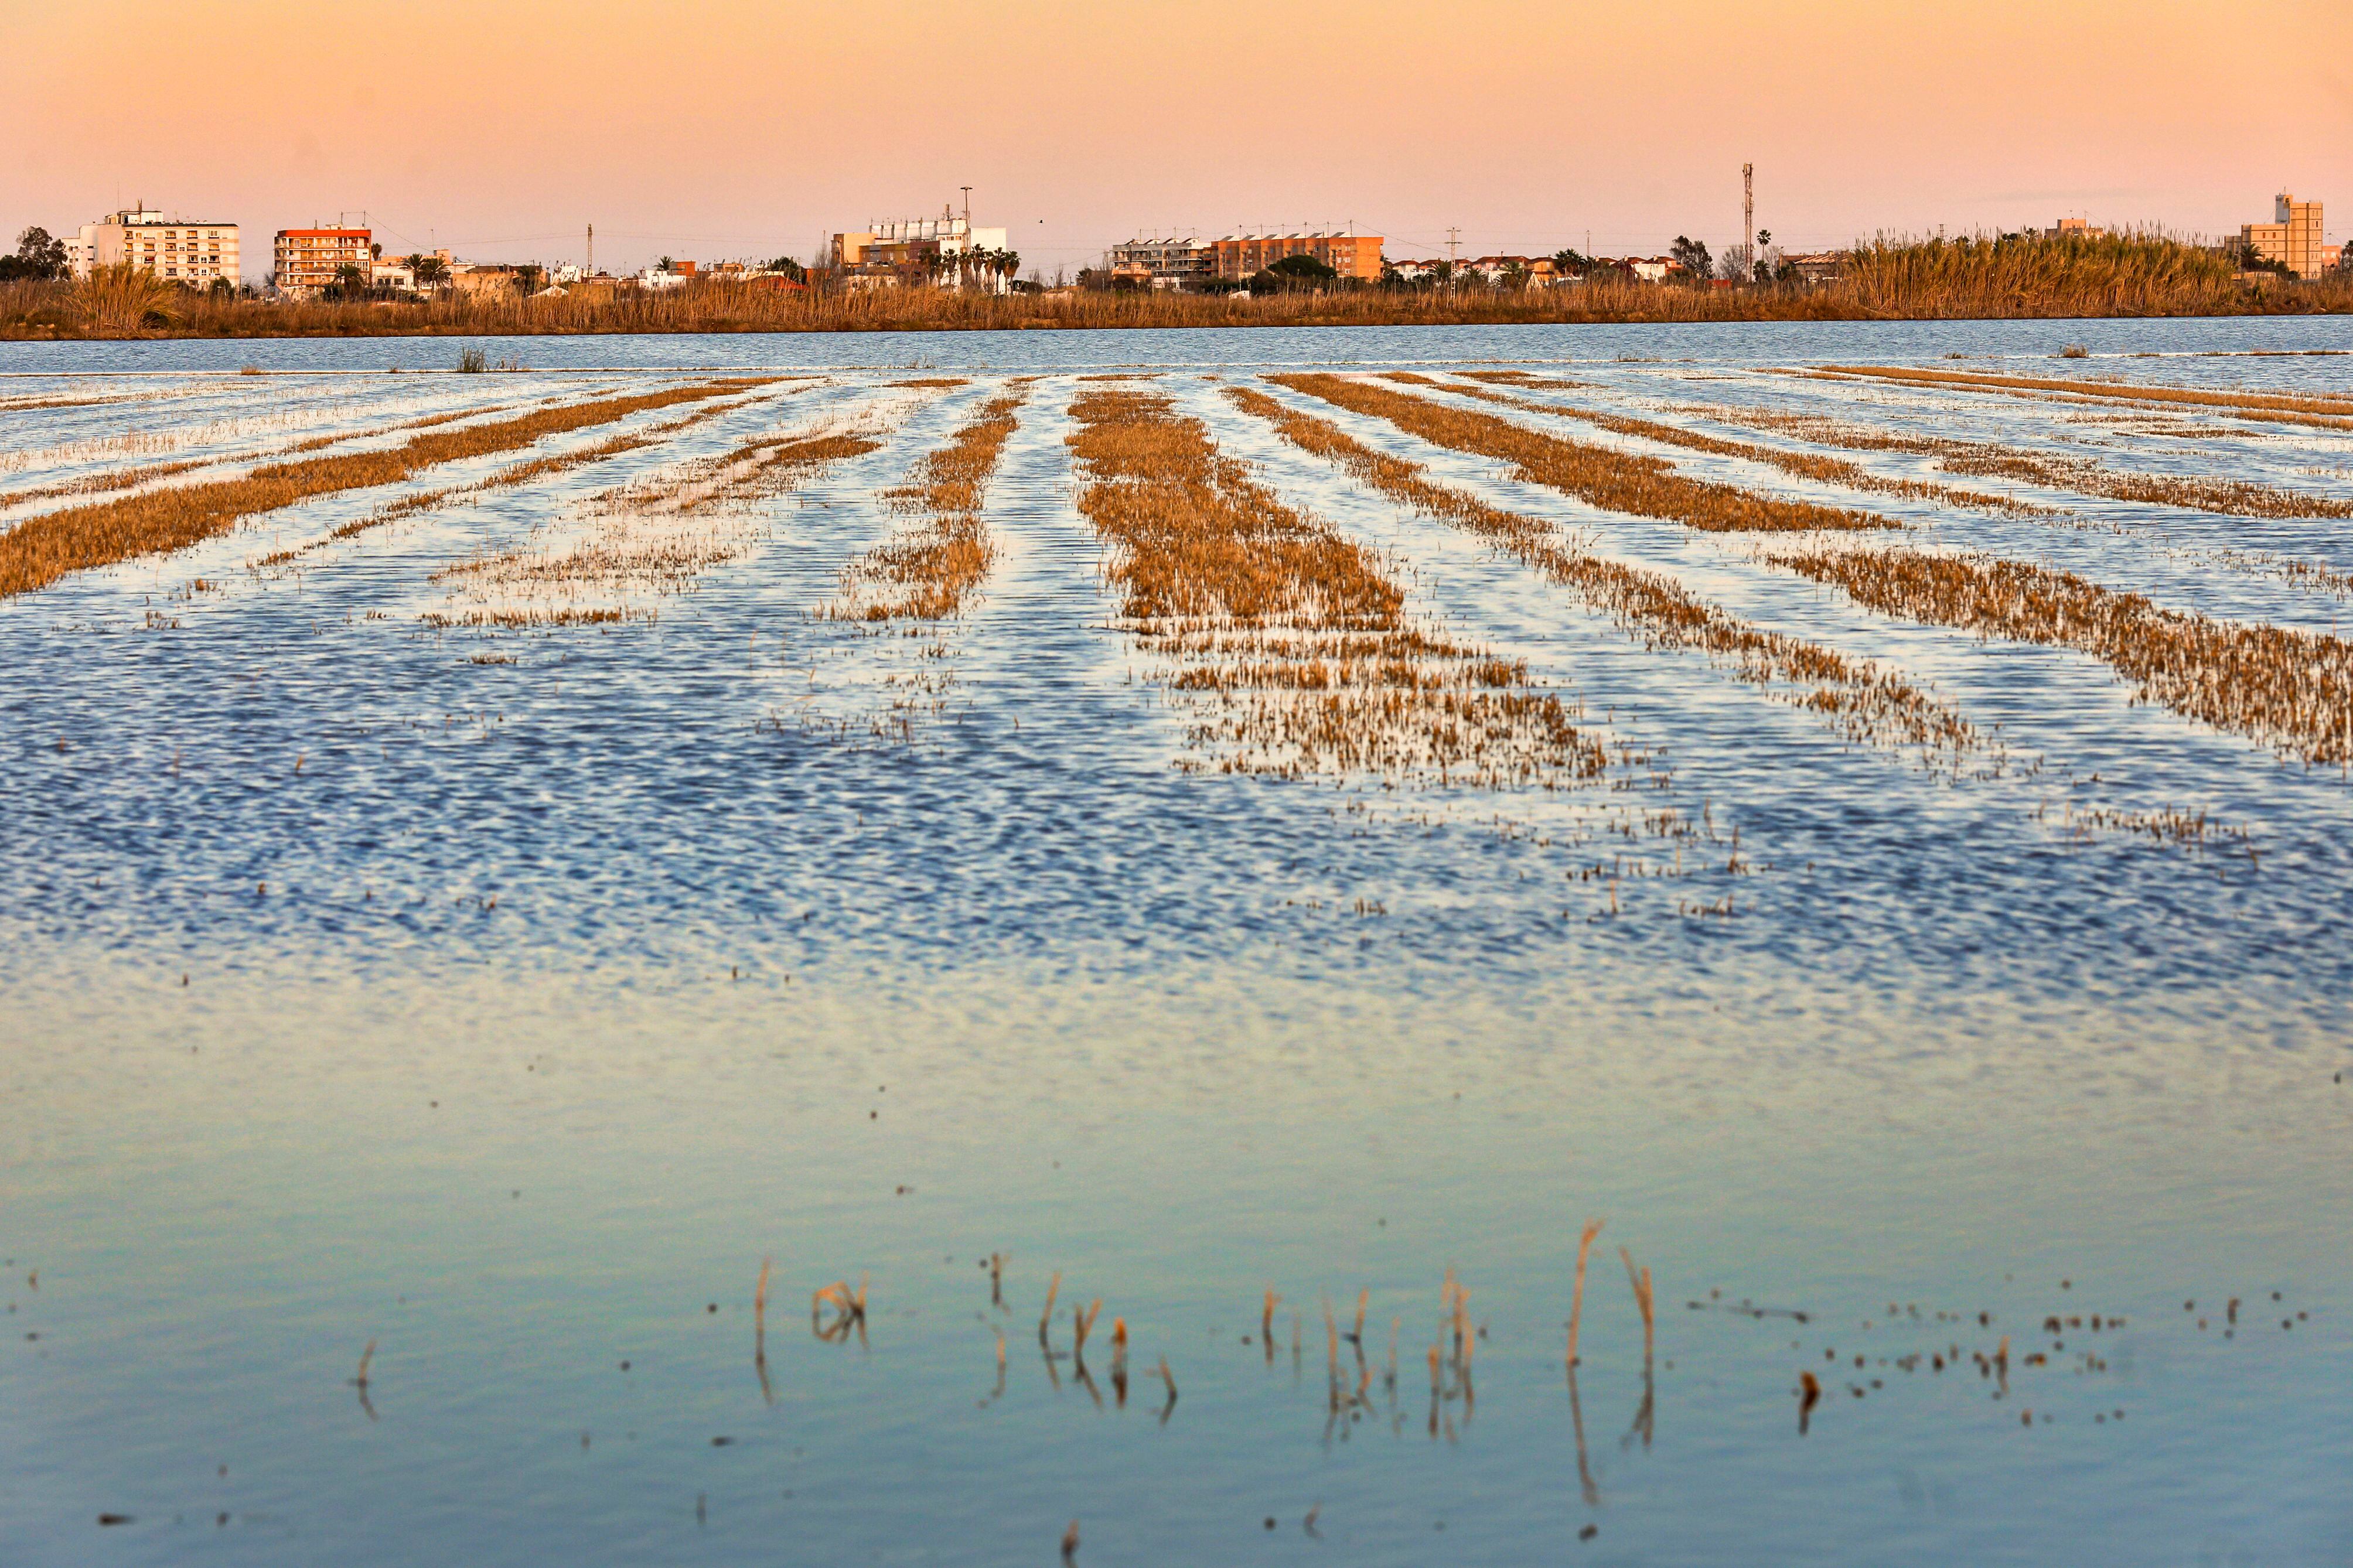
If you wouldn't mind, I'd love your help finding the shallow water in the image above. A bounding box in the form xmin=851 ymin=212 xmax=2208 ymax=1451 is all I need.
xmin=4 ymin=319 xmax=2349 ymax=1565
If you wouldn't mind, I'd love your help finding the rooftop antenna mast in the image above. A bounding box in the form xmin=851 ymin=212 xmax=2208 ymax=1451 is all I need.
xmin=960 ymin=186 xmax=972 ymax=231
xmin=586 ymin=222 xmax=593 ymax=276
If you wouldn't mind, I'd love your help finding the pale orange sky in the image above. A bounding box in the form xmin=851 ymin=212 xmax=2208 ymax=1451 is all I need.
xmin=4 ymin=0 xmax=2348 ymax=276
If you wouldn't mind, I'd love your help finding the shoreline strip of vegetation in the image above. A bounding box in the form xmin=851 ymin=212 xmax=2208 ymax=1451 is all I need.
xmin=7 ymin=235 xmax=2349 ymax=341
xmin=0 ymin=378 xmax=773 ymax=599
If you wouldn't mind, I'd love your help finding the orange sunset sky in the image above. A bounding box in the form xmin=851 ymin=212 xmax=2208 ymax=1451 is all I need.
xmin=3 ymin=0 xmax=2348 ymax=276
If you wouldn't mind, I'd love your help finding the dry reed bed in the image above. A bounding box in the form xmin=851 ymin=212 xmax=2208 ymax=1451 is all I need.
xmin=2 ymin=404 xmax=335 ymax=479
xmin=1769 ymin=545 xmax=2353 ymax=764
xmin=252 ymin=397 xmax=768 ymax=570
xmin=831 ymin=387 xmax=1031 ymax=620
xmin=587 ymin=421 xmax=879 ymax=516
xmin=1067 ymin=387 xmax=1605 ymax=787
xmin=1461 ymin=371 xmax=1594 ymax=390
xmin=0 ymin=392 xmax=137 ymax=413
xmin=14 ymin=233 xmax=2353 ymax=341
xmin=1269 ymin=374 xmax=1896 ymax=534
xmin=1810 ymin=365 xmax=2353 ymax=434
xmin=1408 ymin=373 xmax=2044 ymax=517
xmin=427 ymin=426 xmax=880 ymax=627
xmin=1830 ymin=364 xmax=2353 ymax=418
xmin=1689 ymin=402 xmax=2353 ymax=522
xmin=0 ymin=456 xmax=212 ymax=513
xmin=1227 ymin=387 xmax=1989 ymax=770
xmin=0 ymin=379 xmax=772 ymax=600
xmin=1 ymin=403 xmax=528 ymax=514
xmin=1279 ymin=374 xmax=2353 ymax=764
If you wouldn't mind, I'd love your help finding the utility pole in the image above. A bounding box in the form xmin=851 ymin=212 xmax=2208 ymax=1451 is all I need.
xmin=1742 ymin=163 xmax=1754 ymax=275
xmin=586 ymin=223 xmax=593 ymax=277
xmin=960 ymin=186 xmax=973 ymax=230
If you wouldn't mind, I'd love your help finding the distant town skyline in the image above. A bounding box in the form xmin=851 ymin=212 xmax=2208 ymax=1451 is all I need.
xmin=4 ymin=0 xmax=2347 ymax=278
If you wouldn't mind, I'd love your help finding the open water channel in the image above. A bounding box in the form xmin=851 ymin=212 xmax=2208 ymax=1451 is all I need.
xmin=3 ymin=319 xmax=2348 ymax=1564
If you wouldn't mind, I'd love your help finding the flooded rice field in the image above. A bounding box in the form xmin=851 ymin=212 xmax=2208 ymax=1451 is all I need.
xmin=3 ymin=319 xmax=2349 ymax=1564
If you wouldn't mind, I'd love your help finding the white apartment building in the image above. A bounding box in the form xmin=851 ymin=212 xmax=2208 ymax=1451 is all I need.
xmin=831 ymin=210 xmax=1013 ymax=290
xmin=1109 ymin=236 xmax=1210 ymax=289
xmin=69 ymin=207 xmax=241 ymax=287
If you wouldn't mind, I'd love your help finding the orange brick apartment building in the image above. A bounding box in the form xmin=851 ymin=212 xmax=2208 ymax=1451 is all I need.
xmin=1209 ymin=231 xmax=1383 ymax=282
xmin=274 ymin=227 xmax=373 ymax=296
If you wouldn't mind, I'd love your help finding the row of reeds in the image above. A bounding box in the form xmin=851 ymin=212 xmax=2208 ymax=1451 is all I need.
xmin=1825 ymin=363 xmax=2353 ymax=421
xmin=1836 ymin=231 xmax=2324 ymax=319
xmin=1690 ymin=401 xmax=2353 ymax=521
xmin=1411 ymin=373 xmax=2045 ymax=515
xmin=1 ymin=385 xmax=528 ymax=501
xmin=1066 ymin=387 xmax=1606 ymax=787
xmin=9 ymin=235 xmax=2348 ymax=340
xmin=1268 ymin=374 xmax=1894 ymax=534
xmin=594 ymin=427 xmax=882 ymax=515
xmin=1772 ymin=545 xmax=2353 ymax=765
xmin=425 ymin=426 xmax=879 ymax=626
xmin=831 ymin=387 xmax=1031 ymax=619
xmin=1812 ymin=364 xmax=2353 ymax=434
xmin=1227 ymin=386 xmax=1989 ymax=771
xmin=253 ymin=395 xmax=763 ymax=569
xmin=1291 ymin=371 xmax=2353 ymax=765
xmin=0 ymin=379 xmax=775 ymax=599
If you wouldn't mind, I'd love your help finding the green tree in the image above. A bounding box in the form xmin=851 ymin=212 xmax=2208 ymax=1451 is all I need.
xmin=1254 ymin=253 xmax=1338 ymax=293
xmin=1668 ymin=235 xmax=1713 ymax=283
xmin=1 ymin=226 xmax=70 ymax=282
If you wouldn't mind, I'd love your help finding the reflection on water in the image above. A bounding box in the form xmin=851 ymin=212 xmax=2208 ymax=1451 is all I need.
xmin=2 ymin=319 xmax=2349 ymax=1564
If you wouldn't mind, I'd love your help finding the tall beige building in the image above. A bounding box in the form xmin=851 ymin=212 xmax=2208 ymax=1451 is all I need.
xmin=2241 ymin=193 xmax=2326 ymax=279
xmin=69 ymin=207 xmax=241 ymax=287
